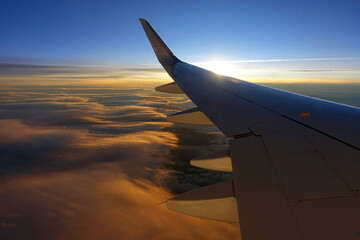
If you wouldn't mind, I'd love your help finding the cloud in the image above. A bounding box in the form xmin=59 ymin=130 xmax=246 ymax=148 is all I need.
xmin=287 ymin=69 xmax=360 ymax=72
xmin=0 ymin=119 xmax=81 ymax=173
xmin=0 ymin=63 xmax=166 ymax=81
xmin=0 ymin=167 xmax=239 ymax=240
xmin=0 ymin=83 xmax=238 ymax=239
xmin=2 ymin=59 xmax=359 ymax=86
xmin=0 ymin=119 xmax=76 ymax=144
xmin=0 ymin=119 xmax=237 ymax=240
xmin=0 ymin=117 xmax=177 ymax=176
xmin=0 ymin=90 xmax=174 ymax=134
xmin=6 ymin=57 xmax=356 ymax=239
xmin=193 ymin=57 xmax=360 ymax=64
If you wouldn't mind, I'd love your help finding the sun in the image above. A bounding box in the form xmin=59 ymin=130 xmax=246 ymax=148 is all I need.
xmin=198 ymin=60 xmax=240 ymax=77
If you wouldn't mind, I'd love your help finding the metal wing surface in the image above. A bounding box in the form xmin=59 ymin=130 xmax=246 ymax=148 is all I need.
xmin=140 ymin=19 xmax=360 ymax=240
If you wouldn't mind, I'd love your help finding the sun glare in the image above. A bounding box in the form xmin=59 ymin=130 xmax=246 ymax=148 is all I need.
xmin=198 ymin=60 xmax=240 ymax=77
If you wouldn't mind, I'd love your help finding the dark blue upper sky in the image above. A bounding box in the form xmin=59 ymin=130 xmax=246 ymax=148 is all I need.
xmin=1 ymin=0 xmax=360 ymax=66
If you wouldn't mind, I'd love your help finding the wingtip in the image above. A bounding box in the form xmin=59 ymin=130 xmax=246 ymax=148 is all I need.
xmin=139 ymin=18 xmax=147 ymax=23
xmin=138 ymin=18 xmax=180 ymax=79
xmin=139 ymin=18 xmax=150 ymax=29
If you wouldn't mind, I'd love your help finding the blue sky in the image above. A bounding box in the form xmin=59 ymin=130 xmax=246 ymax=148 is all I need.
xmin=1 ymin=0 xmax=360 ymax=66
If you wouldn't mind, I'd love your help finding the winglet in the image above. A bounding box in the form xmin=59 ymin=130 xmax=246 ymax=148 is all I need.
xmin=139 ymin=18 xmax=180 ymax=79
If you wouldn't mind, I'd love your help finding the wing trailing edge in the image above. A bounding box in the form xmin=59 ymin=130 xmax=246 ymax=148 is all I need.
xmin=191 ymin=150 xmax=232 ymax=172
xmin=167 ymin=181 xmax=239 ymax=223
xmin=155 ymin=82 xmax=184 ymax=94
xmin=167 ymin=108 xmax=214 ymax=125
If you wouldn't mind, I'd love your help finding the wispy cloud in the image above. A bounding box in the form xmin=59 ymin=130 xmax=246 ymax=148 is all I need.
xmin=287 ymin=69 xmax=360 ymax=72
xmin=2 ymin=59 xmax=360 ymax=85
xmin=193 ymin=57 xmax=360 ymax=64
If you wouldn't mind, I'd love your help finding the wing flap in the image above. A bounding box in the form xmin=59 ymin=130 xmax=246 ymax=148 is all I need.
xmin=167 ymin=107 xmax=214 ymax=125
xmin=230 ymin=136 xmax=304 ymax=240
xmin=167 ymin=180 xmax=239 ymax=222
xmin=291 ymin=196 xmax=360 ymax=240
xmin=251 ymin=119 xmax=353 ymax=201
xmin=191 ymin=150 xmax=232 ymax=172
xmin=303 ymin=128 xmax=360 ymax=192
xmin=155 ymin=82 xmax=184 ymax=94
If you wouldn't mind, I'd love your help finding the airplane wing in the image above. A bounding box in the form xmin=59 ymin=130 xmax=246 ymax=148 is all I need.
xmin=139 ymin=19 xmax=360 ymax=240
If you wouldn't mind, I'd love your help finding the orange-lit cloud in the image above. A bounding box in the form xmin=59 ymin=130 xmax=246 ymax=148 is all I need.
xmin=0 ymin=82 xmax=238 ymax=239
xmin=0 ymin=119 xmax=238 ymax=239
xmin=0 ymin=119 xmax=77 ymax=144
xmin=0 ymin=167 xmax=239 ymax=240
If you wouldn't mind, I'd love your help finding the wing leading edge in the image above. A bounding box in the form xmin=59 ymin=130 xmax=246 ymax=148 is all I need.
xmin=140 ymin=19 xmax=360 ymax=240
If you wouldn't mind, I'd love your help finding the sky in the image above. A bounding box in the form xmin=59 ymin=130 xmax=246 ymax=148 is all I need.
xmin=0 ymin=1 xmax=360 ymax=239
xmin=1 ymin=0 xmax=360 ymax=69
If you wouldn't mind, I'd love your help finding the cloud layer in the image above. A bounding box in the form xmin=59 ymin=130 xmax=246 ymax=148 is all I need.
xmin=0 ymin=81 xmax=238 ymax=239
